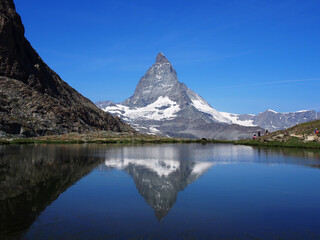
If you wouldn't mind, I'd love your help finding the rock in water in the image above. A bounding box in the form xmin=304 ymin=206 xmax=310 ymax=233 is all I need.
xmin=0 ymin=0 xmax=133 ymax=136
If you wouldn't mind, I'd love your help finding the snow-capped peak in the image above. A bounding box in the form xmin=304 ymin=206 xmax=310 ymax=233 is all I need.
xmin=266 ymin=109 xmax=278 ymax=113
xmin=97 ymin=53 xmax=264 ymax=139
xmin=296 ymin=110 xmax=309 ymax=113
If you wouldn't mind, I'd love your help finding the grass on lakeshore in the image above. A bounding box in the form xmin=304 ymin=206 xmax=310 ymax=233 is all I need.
xmin=236 ymin=138 xmax=320 ymax=149
xmin=239 ymin=119 xmax=320 ymax=149
xmin=0 ymin=132 xmax=233 ymax=145
xmin=1 ymin=130 xmax=319 ymax=149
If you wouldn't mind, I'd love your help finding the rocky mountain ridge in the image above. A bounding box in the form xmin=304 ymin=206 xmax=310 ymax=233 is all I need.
xmin=98 ymin=52 xmax=317 ymax=140
xmin=0 ymin=0 xmax=133 ymax=137
xmin=98 ymin=53 xmax=264 ymax=140
xmin=97 ymin=99 xmax=319 ymax=134
xmin=237 ymin=109 xmax=319 ymax=132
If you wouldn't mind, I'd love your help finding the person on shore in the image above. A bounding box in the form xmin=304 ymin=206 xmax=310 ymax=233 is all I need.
xmin=315 ymin=128 xmax=319 ymax=137
xmin=265 ymin=129 xmax=268 ymax=135
xmin=258 ymin=131 xmax=261 ymax=137
xmin=253 ymin=134 xmax=256 ymax=140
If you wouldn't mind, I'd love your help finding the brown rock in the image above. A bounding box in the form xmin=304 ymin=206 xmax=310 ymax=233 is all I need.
xmin=0 ymin=0 xmax=134 ymax=136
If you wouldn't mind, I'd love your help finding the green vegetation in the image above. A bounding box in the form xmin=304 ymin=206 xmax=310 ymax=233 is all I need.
xmin=1 ymin=138 xmax=231 ymax=145
xmin=1 ymin=119 xmax=320 ymax=149
xmin=2 ymin=135 xmax=319 ymax=149
xmin=233 ymin=119 xmax=320 ymax=149
xmin=287 ymin=119 xmax=320 ymax=135
xmin=0 ymin=132 xmax=233 ymax=145
xmin=236 ymin=139 xmax=320 ymax=149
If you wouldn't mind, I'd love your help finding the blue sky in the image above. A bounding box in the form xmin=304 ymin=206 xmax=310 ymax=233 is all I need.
xmin=15 ymin=0 xmax=320 ymax=114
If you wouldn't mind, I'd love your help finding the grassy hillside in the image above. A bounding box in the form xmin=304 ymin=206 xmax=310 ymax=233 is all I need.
xmin=237 ymin=119 xmax=320 ymax=149
xmin=284 ymin=119 xmax=320 ymax=135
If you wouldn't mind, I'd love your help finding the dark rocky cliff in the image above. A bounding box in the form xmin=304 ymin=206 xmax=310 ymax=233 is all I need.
xmin=0 ymin=0 xmax=134 ymax=136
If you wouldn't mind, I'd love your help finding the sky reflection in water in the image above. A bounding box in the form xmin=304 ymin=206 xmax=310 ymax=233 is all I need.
xmin=1 ymin=144 xmax=320 ymax=240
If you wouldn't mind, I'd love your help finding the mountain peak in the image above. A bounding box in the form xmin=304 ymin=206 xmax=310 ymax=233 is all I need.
xmin=122 ymin=52 xmax=178 ymax=107
xmin=0 ymin=0 xmax=133 ymax=136
xmin=0 ymin=0 xmax=16 ymax=11
xmin=156 ymin=52 xmax=169 ymax=64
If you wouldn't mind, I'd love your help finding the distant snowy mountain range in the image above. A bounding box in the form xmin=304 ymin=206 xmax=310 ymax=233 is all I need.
xmin=235 ymin=109 xmax=319 ymax=132
xmin=96 ymin=53 xmax=319 ymax=140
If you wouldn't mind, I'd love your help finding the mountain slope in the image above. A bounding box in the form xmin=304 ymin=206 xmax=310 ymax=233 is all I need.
xmin=98 ymin=53 xmax=319 ymax=138
xmin=0 ymin=0 xmax=133 ymax=136
xmin=253 ymin=119 xmax=320 ymax=145
xmin=223 ymin=109 xmax=319 ymax=132
xmin=121 ymin=53 xmax=250 ymax=125
xmin=98 ymin=53 xmax=262 ymax=140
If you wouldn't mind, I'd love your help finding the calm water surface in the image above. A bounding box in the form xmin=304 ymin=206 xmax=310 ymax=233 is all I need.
xmin=1 ymin=144 xmax=320 ymax=240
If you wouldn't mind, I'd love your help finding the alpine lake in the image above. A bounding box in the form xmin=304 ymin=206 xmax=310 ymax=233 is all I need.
xmin=1 ymin=143 xmax=320 ymax=240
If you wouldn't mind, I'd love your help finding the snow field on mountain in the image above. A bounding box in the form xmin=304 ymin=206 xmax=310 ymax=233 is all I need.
xmin=190 ymin=95 xmax=256 ymax=127
xmin=104 ymin=96 xmax=180 ymax=121
xmin=219 ymin=112 xmax=256 ymax=127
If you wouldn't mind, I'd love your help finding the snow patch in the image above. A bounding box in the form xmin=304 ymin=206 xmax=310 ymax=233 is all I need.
xmin=105 ymin=157 xmax=215 ymax=178
xmin=191 ymin=162 xmax=214 ymax=176
xmin=191 ymin=97 xmax=231 ymax=123
xmin=105 ymin=158 xmax=180 ymax=177
xmin=267 ymin=109 xmax=278 ymax=113
xmin=148 ymin=126 xmax=160 ymax=135
xmin=219 ymin=112 xmax=256 ymax=127
xmin=190 ymin=95 xmax=257 ymax=127
xmin=104 ymin=96 xmax=180 ymax=121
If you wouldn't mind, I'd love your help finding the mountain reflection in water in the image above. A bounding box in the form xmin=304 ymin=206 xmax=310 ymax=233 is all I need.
xmin=0 ymin=144 xmax=104 ymax=240
xmin=1 ymin=144 xmax=320 ymax=240
xmin=102 ymin=144 xmax=320 ymax=221
xmin=104 ymin=157 xmax=213 ymax=220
